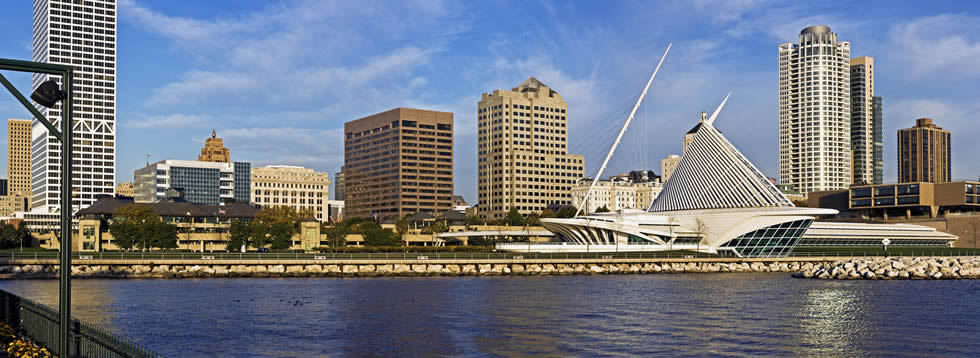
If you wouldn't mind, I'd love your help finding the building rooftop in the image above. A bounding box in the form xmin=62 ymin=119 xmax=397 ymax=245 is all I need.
xmin=76 ymin=196 xmax=261 ymax=218
xmin=801 ymin=25 xmax=831 ymax=35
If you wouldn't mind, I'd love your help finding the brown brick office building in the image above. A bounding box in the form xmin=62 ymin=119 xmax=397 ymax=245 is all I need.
xmin=344 ymin=108 xmax=454 ymax=219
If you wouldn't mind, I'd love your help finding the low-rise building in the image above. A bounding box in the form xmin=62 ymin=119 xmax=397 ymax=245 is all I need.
xmin=811 ymin=181 xmax=980 ymax=219
xmin=810 ymin=181 xmax=980 ymax=247
xmin=572 ymin=172 xmax=663 ymax=213
xmin=70 ymin=196 xmax=333 ymax=252
xmin=250 ymin=165 xmax=330 ymax=221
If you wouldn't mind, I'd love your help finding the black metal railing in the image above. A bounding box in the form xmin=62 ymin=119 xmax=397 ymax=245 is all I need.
xmin=0 ymin=289 xmax=163 ymax=357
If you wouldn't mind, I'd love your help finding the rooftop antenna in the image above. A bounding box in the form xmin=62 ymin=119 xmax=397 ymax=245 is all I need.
xmin=146 ymin=154 xmax=151 ymax=166
xmin=576 ymin=43 xmax=671 ymax=217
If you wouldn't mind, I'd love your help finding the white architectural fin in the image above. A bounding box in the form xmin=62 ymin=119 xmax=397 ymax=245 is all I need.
xmin=705 ymin=91 xmax=731 ymax=125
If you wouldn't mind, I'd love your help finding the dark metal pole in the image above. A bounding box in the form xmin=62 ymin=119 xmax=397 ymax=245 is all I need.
xmin=59 ymin=68 xmax=73 ymax=357
xmin=0 ymin=58 xmax=73 ymax=357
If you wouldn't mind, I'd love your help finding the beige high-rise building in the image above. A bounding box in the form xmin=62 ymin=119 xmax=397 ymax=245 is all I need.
xmin=344 ymin=108 xmax=454 ymax=219
xmin=477 ymin=77 xmax=585 ymax=220
xmin=778 ymin=25 xmax=852 ymax=194
xmin=850 ymin=56 xmax=877 ymax=185
xmin=7 ymin=119 xmax=32 ymax=198
xmin=661 ymin=155 xmax=681 ymax=183
xmin=198 ymin=129 xmax=231 ymax=163
xmin=1 ymin=119 xmax=33 ymax=215
xmin=898 ymin=118 xmax=951 ymax=183
xmin=114 ymin=182 xmax=134 ymax=197
xmin=251 ymin=165 xmax=331 ymax=221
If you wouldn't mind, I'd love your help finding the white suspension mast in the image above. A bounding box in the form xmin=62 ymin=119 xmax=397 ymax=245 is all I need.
xmin=576 ymin=43 xmax=671 ymax=217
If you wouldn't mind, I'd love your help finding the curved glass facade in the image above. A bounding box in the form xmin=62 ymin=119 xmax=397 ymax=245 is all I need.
xmin=720 ymin=219 xmax=812 ymax=258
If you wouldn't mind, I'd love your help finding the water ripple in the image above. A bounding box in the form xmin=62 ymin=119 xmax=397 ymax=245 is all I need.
xmin=0 ymin=274 xmax=978 ymax=357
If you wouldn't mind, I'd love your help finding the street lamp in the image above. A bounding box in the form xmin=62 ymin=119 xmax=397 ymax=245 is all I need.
xmin=0 ymin=58 xmax=74 ymax=356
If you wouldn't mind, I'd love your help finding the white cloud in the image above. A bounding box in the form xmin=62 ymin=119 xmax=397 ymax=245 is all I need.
xmin=692 ymin=0 xmax=779 ymax=24
xmin=126 ymin=113 xmax=209 ymax=128
xmin=888 ymin=14 xmax=980 ymax=77
xmin=219 ymin=127 xmax=345 ymax=170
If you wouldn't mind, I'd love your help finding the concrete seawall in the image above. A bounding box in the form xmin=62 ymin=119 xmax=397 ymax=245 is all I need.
xmin=0 ymin=257 xmax=841 ymax=279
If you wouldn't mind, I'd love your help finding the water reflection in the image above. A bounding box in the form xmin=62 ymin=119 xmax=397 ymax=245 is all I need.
xmin=0 ymin=275 xmax=977 ymax=357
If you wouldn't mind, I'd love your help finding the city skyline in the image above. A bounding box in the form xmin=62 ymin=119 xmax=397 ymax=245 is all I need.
xmin=0 ymin=1 xmax=978 ymax=203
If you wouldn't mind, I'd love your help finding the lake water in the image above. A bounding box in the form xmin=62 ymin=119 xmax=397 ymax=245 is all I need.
xmin=1 ymin=274 xmax=978 ymax=357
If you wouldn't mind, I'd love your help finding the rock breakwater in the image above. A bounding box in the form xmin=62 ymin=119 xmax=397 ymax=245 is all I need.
xmin=1 ymin=260 xmax=828 ymax=279
xmin=793 ymin=257 xmax=980 ymax=280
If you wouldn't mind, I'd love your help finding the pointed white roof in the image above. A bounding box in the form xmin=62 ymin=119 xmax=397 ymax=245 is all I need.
xmin=649 ymin=101 xmax=793 ymax=212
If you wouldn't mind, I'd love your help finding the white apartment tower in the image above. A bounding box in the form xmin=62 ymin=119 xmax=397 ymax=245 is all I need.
xmin=778 ymin=26 xmax=851 ymax=194
xmin=477 ymin=77 xmax=585 ymax=220
xmin=31 ymin=0 xmax=118 ymax=212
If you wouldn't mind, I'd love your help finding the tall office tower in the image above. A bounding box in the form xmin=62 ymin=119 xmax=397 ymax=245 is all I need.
xmin=850 ymin=56 xmax=875 ymax=185
xmin=898 ymin=118 xmax=951 ymax=183
xmin=871 ymin=96 xmax=884 ymax=184
xmin=477 ymin=77 xmax=585 ymax=220
xmin=198 ymin=129 xmax=231 ymax=163
xmin=8 ymin=119 xmax=33 ymax=198
xmin=334 ymin=166 xmax=345 ymax=201
xmin=31 ymin=0 xmax=118 ymax=212
xmin=251 ymin=165 xmax=330 ymax=222
xmin=778 ymin=25 xmax=851 ymax=194
xmin=344 ymin=108 xmax=454 ymax=219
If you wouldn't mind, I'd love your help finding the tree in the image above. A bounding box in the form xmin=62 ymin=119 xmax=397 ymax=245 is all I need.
xmin=594 ymin=205 xmax=611 ymax=213
xmin=539 ymin=209 xmax=556 ymax=219
xmin=111 ymin=204 xmax=161 ymax=251
xmin=395 ymin=215 xmax=411 ymax=236
xmin=269 ymin=222 xmax=295 ymax=251
xmin=0 ymin=222 xmax=22 ymax=249
xmin=324 ymin=224 xmax=349 ymax=248
xmin=792 ymin=199 xmax=808 ymax=207
xmin=116 ymin=204 xmax=158 ymax=225
xmin=250 ymin=222 xmax=271 ymax=249
xmin=359 ymin=221 xmax=401 ymax=246
xmin=556 ymin=207 xmax=577 ymax=218
xmin=469 ymin=236 xmax=494 ymax=247
xmin=13 ymin=224 xmax=30 ymax=249
xmin=423 ymin=220 xmax=449 ymax=235
xmin=525 ymin=213 xmax=541 ymax=226
xmin=254 ymin=206 xmax=300 ymax=226
xmin=226 ymin=220 xmax=252 ymax=252
xmin=666 ymin=216 xmax=677 ymax=251
xmin=148 ymin=221 xmax=178 ymax=250
xmin=694 ymin=218 xmax=708 ymax=253
xmin=296 ymin=207 xmax=317 ymax=220
xmin=505 ymin=208 xmax=524 ymax=226
xmin=465 ymin=215 xmax=483 ymax=226
xmin=109 ymin=221 xmax=138 ymax=250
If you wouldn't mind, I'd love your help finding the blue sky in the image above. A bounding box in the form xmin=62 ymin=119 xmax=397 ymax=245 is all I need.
xmin=1 ymin=0 xmax=979 ymax=202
